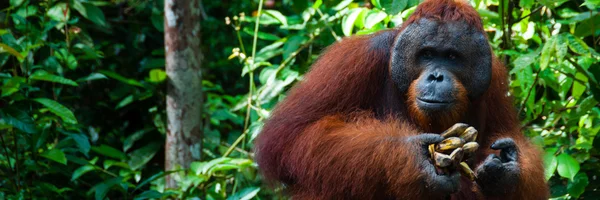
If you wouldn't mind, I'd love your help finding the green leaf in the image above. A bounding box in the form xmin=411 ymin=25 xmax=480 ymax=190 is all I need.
xmin=123 ymin=129 xmax=153 ymax=152
xmin=555 ymin=34 xmax=568 ymax=63
xmin=520 ymin=0 xmax=534 ymax=9
xmin=71 ymin=165 xmax=96 ymax=181
xmin=10 ymin=0 xmax=25 ymax=7
xmin=16 ymin=5 xmax=39 ymax=18
xmin=263 ymin=10 xmax=288 ymax=26
xmin=312 ymin=0 xmax=323 ymax=9
xmin=41 ymin=149 xmax=67 ymax=165
xmin=135 ymin=190 xmax=169 ymax=200
xmin=567 ymin=173 xmax=589 ymax=198
xmin=33 ymin=98 xmax=78 ymax=124
xmin=572 ymin=73 xmax=588 ymax=100
xmin=93 ymin=177 xmax=123 ymax=200
xmin=1 ymin=76 xmax=25 ymax=97
xmin=544 ymin=149 xmax=558 ymax=180
xmin=364 ymin=10 xmax=388 ymax=29
xmin=55 ymin=49 xmax=78 ymax=70
xmin=115 ymin=95 xmax=134 ymax=109
xmin=371 ymin=0 xmax=382 ymax=8
xmin=99 ymin=70 xmax=144 ymax=87
xmin=227 ymin=187 xmax=260 ymax=200
xmin=72 ymin=2 xmax=107 ymax=27
xmin=567 ymin=34 xmax=590 ymax=55
xmin=342 ymin=8 xmax=363 ymax=36
xmin=91 ymin=145 xmax=127 ymax=160
xmin=47 ymin=3 xmax=70 ymax=22
xmin=512 ymin=50 xmax=540 ymax=71
xmin=582 ymin=0 xmax=600 ymax=7
xmin=380 ymin=0 xmax=408 ymax=15
xmin=70 ymin=133 xmax=91 ymax=155
xmin=77 ymin=73 xmax=108 ymax=82
xmin=540 ymin=36 xmax=556 ymax=70
xmin=0 ymin=107 xmax=36 ymax=133
xmin=0 ymin=43 xmax=24 ymax=60
xmin=575 ymin=14 xmax=600 ymax=37
xmin=148 ymin=69 xmax=167 ymax=83
xmin=557 ymin=153 xmax=580 ymax=180
xmin=127 ymin=142 xmax=160 ymax=170
xmin=242 ymin=27 xmax=280 ymax=41
xmin=333 ymin=0 xmax=353 ymax=10
xmin=30 ymin=70 xmax=78 ymax=86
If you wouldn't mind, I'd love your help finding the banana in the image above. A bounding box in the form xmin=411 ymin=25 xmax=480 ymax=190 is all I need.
xmin=429 ymin=144 xmax=436 ymax=160
xmin=433 ymin=152 xmax=452 ymax=168
xmin=460 ymin=127 xmax=478 ymax=142
xmin=462 ymin=142 xmax=479 ymax=157
xmin=449 ymin=147 xmax=464 ymax=165
xmin=440 ymin=123 xmax=469 ymax=138
xmin=436 ymin=137 xmax=465 ymax=153
xmin=459 ymin=162 xmax=476 ymax=181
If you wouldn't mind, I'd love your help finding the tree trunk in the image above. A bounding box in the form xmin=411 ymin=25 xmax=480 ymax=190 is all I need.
xmin=164 ymin=0 xmax=203 ymax=189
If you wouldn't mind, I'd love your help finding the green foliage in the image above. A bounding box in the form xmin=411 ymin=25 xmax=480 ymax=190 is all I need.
xmin=0 ymin=0 xmax=598 ymax=199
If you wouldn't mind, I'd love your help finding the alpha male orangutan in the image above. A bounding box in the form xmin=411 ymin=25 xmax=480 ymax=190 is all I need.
xmin=255 ymin=0 xmax=549 ymax=199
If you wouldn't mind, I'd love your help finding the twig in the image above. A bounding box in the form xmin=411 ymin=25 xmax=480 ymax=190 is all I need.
xmin=316 ymin=9 xmax=341 ymax=41
xmin=515 ymin=6 xmax=544 ymax=22
xmin=518 ymin=67 xmax=541 ymax=116
xmin=223 ymin=0 xmax=265 ymax=158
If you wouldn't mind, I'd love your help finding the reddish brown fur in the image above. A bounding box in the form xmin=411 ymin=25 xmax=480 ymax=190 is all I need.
xmin=401 ymin=0 xmax=483 ymax=32
xmin=407 ymin=75 xmax=469 ymax=133
xmin=255 ymin=0 xmax=548 ymax=199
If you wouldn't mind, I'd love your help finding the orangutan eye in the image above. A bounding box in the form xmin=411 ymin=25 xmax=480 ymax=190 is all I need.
xmin=423 ymin=50 xmax=433 ymax=58
xmin=448 ymin=53 xmax=457 ymax=60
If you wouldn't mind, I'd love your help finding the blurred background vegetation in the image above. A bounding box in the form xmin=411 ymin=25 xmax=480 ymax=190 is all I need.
xmin=0 ymin=0 xmax=599 ymax=199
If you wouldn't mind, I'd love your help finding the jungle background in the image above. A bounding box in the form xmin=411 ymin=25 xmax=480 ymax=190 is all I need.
xmin=0 ymin=0 xmax=599 ymax=199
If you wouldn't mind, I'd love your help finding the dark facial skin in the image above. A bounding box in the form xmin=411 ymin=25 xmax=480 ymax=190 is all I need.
xmin=390 ymin=18 xmax=492 ymax=113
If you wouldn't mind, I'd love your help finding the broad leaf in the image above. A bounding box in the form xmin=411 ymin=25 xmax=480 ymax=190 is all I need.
xmin=128 ymin=142 xmax=160 ymax=170
xmin=30 ymin=70 xmax=78 ymax=86
xmin=0 ymin=107 xmax=36 ymax=133
xmin=71 ymin=165 xmax=96 ymax=181
xmin=41 ymin=148 xmax=67 ymax=165
xmin=544 ymin=149 xmax=558 ymax=180
xmin=33 ymin=98 xmax=78 ymax=124
xmin=263 ymin=10 xmax=288 ymax=26
xmin=557 ymin=153 xmax=580 ymax=180
xmin=380 ymin=0 xmax=408 ymax=15
xmin=227 ymin=187 xmax=260 ymax=200
xmin=73 ymin=2 xmax=107 ymax=27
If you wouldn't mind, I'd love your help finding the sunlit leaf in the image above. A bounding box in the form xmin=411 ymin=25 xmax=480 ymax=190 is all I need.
xmin=364 ymin=10 xmax=388 ymax=29
xmin=544 ymin=148 xmax=558 ymax=180
xmin=47 ymin=3 xmax=70 ymax=22
xmin=148 ymin=69 xmax=167 ymax=83
xmin=263 ymin=10 xmax=288 ymax=26
xmin=342 ymin=8 xmax=363 ymax=36
xmin=227 ymin=187 xmax=260 ymax=200
xmin=557 ymin=153 xmax=580 ymax=180
xmin=380 ymin=0 xmax=408 ymax=15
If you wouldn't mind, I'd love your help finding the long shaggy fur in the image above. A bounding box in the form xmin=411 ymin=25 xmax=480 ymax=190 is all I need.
xmin=255 ymin=0 xmax=549 ymax=199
